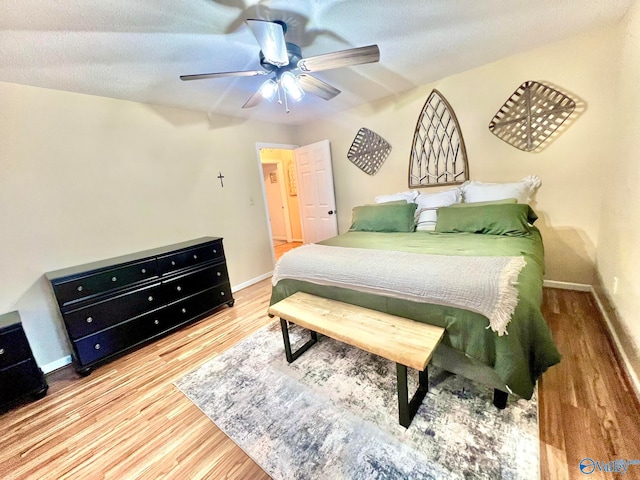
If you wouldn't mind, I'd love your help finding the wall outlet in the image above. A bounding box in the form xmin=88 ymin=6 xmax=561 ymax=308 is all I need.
xmin=612 ymin=276 xmax=619 ymax=294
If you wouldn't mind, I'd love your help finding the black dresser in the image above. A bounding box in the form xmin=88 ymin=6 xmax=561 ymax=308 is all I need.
xmin=47 ymin=237 xmax=233 ymax=375
xmin=0 ymin=311 xmax=48 ymax=411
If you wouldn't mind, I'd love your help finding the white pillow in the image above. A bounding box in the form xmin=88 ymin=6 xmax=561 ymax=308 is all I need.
xmin=461 ymin=175 xmax=541 ymax=204
xmin=374 ymin=190 xmax=419 ymax=204
xmin=414 ymin=188 xmax=462 ymax=210
xmin=416 ymin=209 xmax=439 ymax=231
xmin=414 ymin=188 xmax=462 ymax=231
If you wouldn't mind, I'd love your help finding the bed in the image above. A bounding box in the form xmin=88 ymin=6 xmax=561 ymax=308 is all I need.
xmin=270 ymin=197 xmax=561 ymax=402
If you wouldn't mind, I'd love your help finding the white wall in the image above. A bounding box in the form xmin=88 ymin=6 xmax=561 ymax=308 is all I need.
xmin=0 ymin=82 xmax=295 ymax=369
xmin=596 ymin=2 xmax=640 ymax=380
xmin=295 ymin=24 xmax=619 ymax=285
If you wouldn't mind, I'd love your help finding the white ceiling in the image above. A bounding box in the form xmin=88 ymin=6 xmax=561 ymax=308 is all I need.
xmin=0 ymin=0 xmax=632 ymax=125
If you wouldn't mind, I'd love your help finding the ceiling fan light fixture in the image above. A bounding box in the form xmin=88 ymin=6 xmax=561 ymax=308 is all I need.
xmin=280 ymin=71 xmax=305 ymax=102
xmin=259 ymin=78 xmax=278 ymax=102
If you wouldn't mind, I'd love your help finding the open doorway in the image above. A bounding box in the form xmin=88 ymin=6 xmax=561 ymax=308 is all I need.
xmin=259 ymin=146 xmax=304 ymax=262
xmin=261 ymin=161 xmax=289 ymax=245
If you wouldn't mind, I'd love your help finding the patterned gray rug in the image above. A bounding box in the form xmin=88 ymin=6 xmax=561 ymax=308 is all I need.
xmin=175 ymin=321 xmax=539 ymax=479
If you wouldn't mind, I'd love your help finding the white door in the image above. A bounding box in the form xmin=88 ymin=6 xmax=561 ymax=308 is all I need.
xmin=294 ymin=140 xmax=338 ymax=244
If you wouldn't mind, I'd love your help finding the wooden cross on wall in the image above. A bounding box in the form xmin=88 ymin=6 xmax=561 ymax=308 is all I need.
xmin=217 ymin=172 xmax=225 ymax=187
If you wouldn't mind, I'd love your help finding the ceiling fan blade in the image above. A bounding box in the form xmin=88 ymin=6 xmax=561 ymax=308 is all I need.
xmin=297 ymin=74 xmax=341 ymax=100
xmin=242 ymin=90 xmax=264 ymax=109
xmin=297 ymin=45 xmax=380 ymax=73
xmin=180 ymin=70 xmax=268 ymax=81
xmin=246 ymin=19 xmax=289 ymax=67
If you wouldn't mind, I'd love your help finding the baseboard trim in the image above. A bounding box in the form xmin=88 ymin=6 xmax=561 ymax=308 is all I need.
xmin=232 ymin=271 xmax=273 ymax=293
xmin=42 ymin=355 xmax=72 ymax=374
xmin=542 ymin=280 xmax=591 ymax=291
xmin=590 ymin=287 xmax=640 ymax=399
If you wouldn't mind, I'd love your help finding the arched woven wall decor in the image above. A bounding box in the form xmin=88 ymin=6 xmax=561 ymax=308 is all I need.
xmin=409 ymin=89 xmax=469 ymax=188
xmin=347 ymin=127 xmax=392 ymax=176
xmin=488 ymin=81 xmax=576 ymax=152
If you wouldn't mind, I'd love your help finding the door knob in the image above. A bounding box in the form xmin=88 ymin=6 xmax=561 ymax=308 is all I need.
xmin=328 ymin=210 xmax=334 ymax=215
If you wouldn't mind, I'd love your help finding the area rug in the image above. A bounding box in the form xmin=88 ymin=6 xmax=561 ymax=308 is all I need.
xmin=175 ymin=321 xmax=539 ymax=479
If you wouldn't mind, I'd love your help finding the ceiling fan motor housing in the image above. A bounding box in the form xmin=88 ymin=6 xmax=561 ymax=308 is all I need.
xmin=259 ymin=43 xmax=302 ymax=73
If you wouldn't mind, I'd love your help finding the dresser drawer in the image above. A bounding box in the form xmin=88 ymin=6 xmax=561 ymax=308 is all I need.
xmin=157 ymin=241 xmax=224 ymax=275
xmin=0 ymin=327 xmax=32 ymax=369
xmin=165 ymin=283 xmax=231 ymax=324
xmin=73 ymin=309 xmax=170 ymax=366
xmin=63 ymin=282 xmax=163 ymax=339
xmin=53 ymin=259 xmax=159 ymax=306
xmin=0 ymin=359 xmax=46 ymax=405
xmin=162 ymin=262 xmax=229 ymax=304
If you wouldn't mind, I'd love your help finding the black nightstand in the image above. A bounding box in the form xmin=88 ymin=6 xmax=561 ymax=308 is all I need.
xmin=0 ymin=311 xmax=48 ymax=411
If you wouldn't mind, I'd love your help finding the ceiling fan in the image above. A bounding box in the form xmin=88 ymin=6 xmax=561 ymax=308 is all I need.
xmin=180 ymin=19 xmax=380 ymax=113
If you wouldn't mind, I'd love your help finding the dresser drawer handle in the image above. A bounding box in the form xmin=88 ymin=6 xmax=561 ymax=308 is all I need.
xmin=220 ymin=291 xmax=225 ymax=296
xmin=94 ymin=344 xmax=101 ymax=350
xmin=0 ymin=348 xmax=4 ymax=355
xmin=181 ymin=308 xmax=187 ymax=314
xmin=154 ymin=319 xmax=159 ymax=325
xmin=112 ymin=276 xmax=117 ymax=282
xmin=86 ymin=317 xmax=93 ymax=323
xmin=216 ymin=272 xmax=221 ymax=277
xmin=193 ymin=254 xmax=198 ymax=260
xmin=77 ymin=285 xmax=84 ymax=292
xmin=213 ymin=249 xmax=217 ymax=254
xmin=176 ymin=286 xmax=182 ymax=292
xmin=148 ymin=296 xmax=154 ymax=302
xmin=171 ymin=261 xmax=176 ymax=266
xmin=141 ymin=268 xmax=147 ymax=274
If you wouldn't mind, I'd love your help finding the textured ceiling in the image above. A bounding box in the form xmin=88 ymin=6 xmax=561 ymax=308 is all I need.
xmin=0 ymin=0 xmax=632 ymax=125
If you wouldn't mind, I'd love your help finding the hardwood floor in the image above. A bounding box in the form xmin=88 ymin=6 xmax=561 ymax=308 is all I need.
xmin=539 ymin=288 xmax=640 ymax=479
xmin=274 ymin=241 xmax=303 ymax=261
xmin=1 ymin=283 xmax=639 ymax=479
xmin=1 ymin=280 xmax=274 ymax=480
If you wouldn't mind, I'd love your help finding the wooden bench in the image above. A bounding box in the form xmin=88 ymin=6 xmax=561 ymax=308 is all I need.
xmin=267 ymin=292 xmax=445 ymax=428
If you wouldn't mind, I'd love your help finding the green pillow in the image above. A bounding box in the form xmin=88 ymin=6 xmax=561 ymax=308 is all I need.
xmin=350 ymin=203 xmax=417 ymax=232
xmin=377 ymin=200 xmax=409 ymax=205
xmin=435 ymin=203 xmax=538 ymax=236
xmin=449 ymin=198 xmax=517 ymax=208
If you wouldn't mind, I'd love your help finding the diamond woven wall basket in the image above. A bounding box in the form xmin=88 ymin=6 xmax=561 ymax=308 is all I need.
xmin=347 ymin=128 xmax=392 ymax=176
xmin=489 ymin=81 xmax=576 ymax=152
xmin=409 ymin=89 xmax=469 ymax=188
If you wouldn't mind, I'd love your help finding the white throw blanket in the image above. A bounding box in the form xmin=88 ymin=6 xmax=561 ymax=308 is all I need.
xmin=272 ymin=244 xmax=526 ymax=336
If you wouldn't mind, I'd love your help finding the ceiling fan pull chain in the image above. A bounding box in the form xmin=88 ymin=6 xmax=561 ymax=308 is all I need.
xmin=284 ymin=89 xmax=290 ymax=114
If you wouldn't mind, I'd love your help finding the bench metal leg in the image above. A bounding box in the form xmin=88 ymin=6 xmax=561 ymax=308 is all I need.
xmin=493 ymin=389 xmax=508 ymax=409
xmin=397 ymin=363 xmax=429 ymax=428
xmin=279 ymin=317 xmax=318 ymax=363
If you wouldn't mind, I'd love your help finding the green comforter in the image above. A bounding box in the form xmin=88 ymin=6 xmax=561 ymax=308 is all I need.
xmin=270 ymin=228 xmax=561 ymax=399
